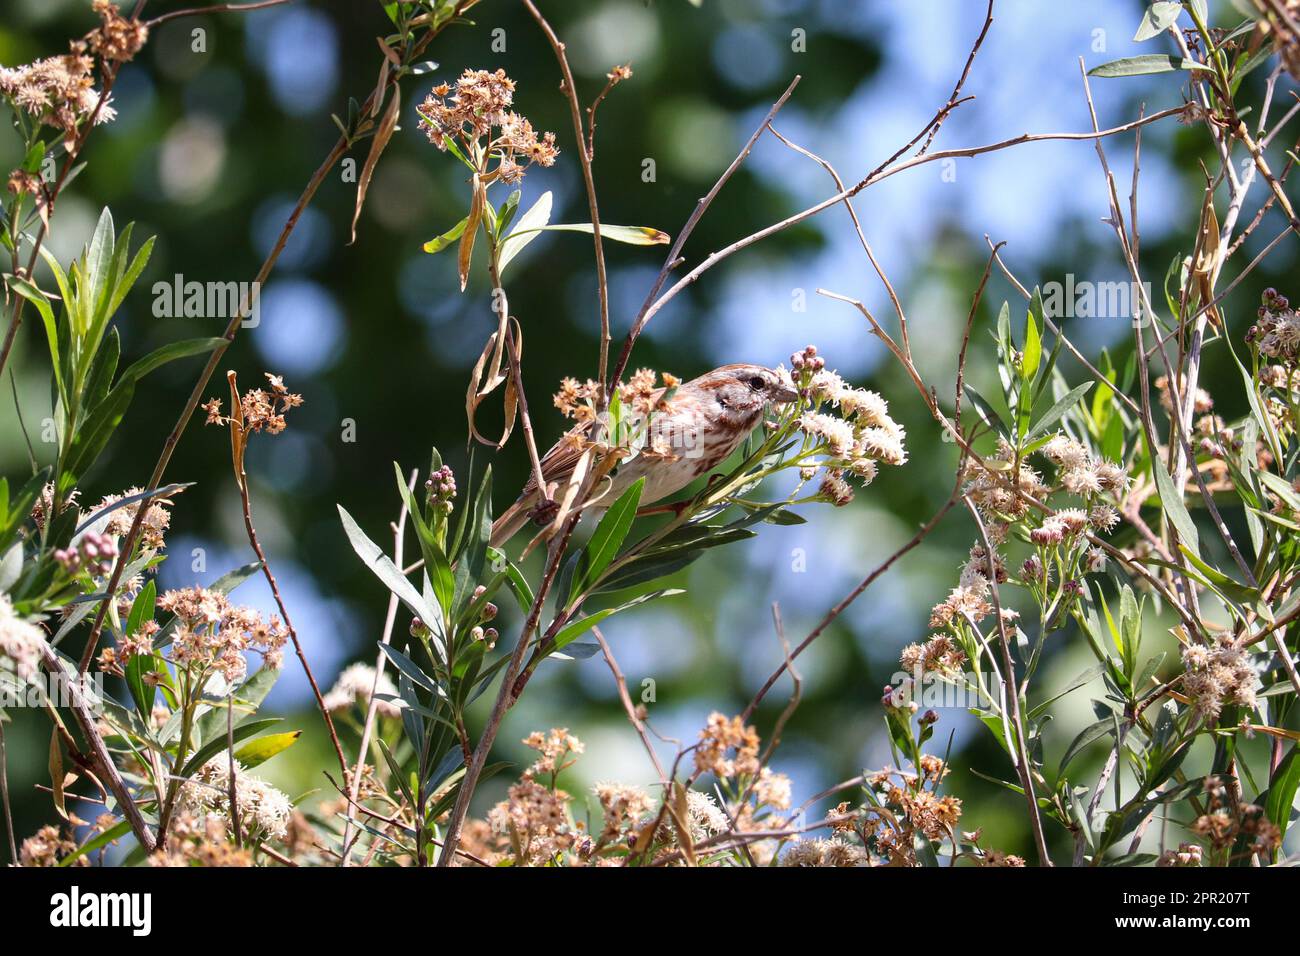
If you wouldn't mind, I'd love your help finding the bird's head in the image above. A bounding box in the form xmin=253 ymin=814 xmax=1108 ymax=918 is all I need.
xmin=690 ymin=363 xmax=800 ymax=422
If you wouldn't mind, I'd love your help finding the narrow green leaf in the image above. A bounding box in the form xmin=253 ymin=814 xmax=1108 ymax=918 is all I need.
xmin=1147 ymin=437 xmax=1200 ymax=557
xmin=180 ymin=717 xmax=280 ymax=778
xmin=551 ymin=588 xmax=684 ymax=652
xmin=579 ymin=477 xmax=644 ymax=593
xmin=422 ymin=217 xmax=468 ymax=254
xmin=1088 ymin=54 xmax=1212 ymax=77
xmin=234 ymin=730 xmax=301 ymax=769
xmin=117 ymin=336 xmax=225 ymax=385
xmin=497 ymin=190 xmax=552 ymax=276
xmin=540 ymin=223 xmax=670 ymax=245
xmin=1025 ymin=382 xmax=1093 ymax=442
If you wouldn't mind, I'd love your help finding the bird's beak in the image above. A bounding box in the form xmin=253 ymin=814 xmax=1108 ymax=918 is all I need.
xmin=772 ymin=383 xmax=800 ymax=404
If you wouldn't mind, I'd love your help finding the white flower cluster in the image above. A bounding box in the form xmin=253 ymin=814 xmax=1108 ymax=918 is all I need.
xmin=323 ymin=662 xmax=401 ymax=718
xmin=787 ymin=346 xmax=907 ymax=507
xmin=179 ymin=757 xmax=293 ymax=840
xmin=0 ymin=595 xmax=47 ymax=681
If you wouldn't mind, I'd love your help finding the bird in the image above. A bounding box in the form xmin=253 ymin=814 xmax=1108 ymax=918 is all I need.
xmin=490 ymin=363 xmax=799 ymax=548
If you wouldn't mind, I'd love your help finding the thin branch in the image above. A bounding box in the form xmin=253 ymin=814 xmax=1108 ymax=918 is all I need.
xmin=742 ymin=487 xmax=960 ymax=721
xmin=521 ymin=0 xmax=611 ymax=387
xmin=436 ymin=511 xmax=583 ymax=865
xmin=592 ymin=624 xmax=667 ymax=783
xmin=608 ymin=75 xmax=803 ymax=391
xmin=38 ymin=643 xmax=156 ymax=853
xmin=629 ymin=107 xmax=1184 ymax=347
xmin=142 ymin=0 xmax=290 ymax=28
xmin=963 ymin=495 xmax=1052 ymax=866
xmin=0 ymin=718 xmax=16 ymax=864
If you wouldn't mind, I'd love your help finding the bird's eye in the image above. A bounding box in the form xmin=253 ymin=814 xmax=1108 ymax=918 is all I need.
xmin=749 ymin=376 xmax=766 ymax=390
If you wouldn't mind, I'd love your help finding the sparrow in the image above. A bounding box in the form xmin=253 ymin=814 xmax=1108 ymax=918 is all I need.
xmin=490 ymin=363 xmax=799 ymax=547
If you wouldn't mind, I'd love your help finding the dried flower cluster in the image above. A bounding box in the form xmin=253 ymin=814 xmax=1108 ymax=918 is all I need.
xmin=961 ymin=438 xmax=1048 ymax=522
xmin=1040 ymin=433 xmax=1128 ymax=499
xmin=177 ymin=757 xmax=294 ymax=841
xmin=203 ymin=372 xmax=304 ymax=436
xmin=86 ymin=1 xmax=148 ymax=66
xmin=417 ymin=69 xmax=558 ymax=183
xmin=1252 ymin=289 xmax=1300 ymax=365
xmin=101 ymin=586 xmax=286 ymax=682
xmin=149 ymin=812 xmax=252 ymax=867
xmin=899 ymin=633 xmax=967 ymax=676
xmin=0 ymin=51 xmax=106 ymax=135
xmin=694 ymin=711 xmax=761 ymax=778
xmin=18 ymin=824 xmax=84 ymax=867
xmin=1189 ymin=776 xmax=1279 ymax=862
xmin=1181 ymin=632 xmax=1258 ymax=723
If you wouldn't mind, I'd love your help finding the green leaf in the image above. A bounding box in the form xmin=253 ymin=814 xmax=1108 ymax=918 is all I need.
xmin=393 ymin=463 xmax=453 ymax=614
xmin=593 ymin=552 xmax=700 ymax=594
xmin=116 ymin=337 xmax=225 ymax=385
xmin=58 ymin=819 xmax=132 ymax=867
xmin=579 ymin=478 xmax=644 ymax=594
xmin=1060 ymin=718 xmax=1113 ymax=773
xmin=339 ymin=505 xmax=443 ymax=647
xmin=539 ymin=223 xmax=670 ymax=245
xmin=1022 ymin=296 xmax=1042 ymax=384
xmin=1146 ymin=436 xmax=1200 ymax=557
xmin=1025 ymin=382 xmax=1092 ymax=442
xmin=497 ymin=190 xmax=552 ymax=276
xmin=8 ymin=275 xmax=64 ymax=404
xmin=1265 ymin=745 xmax=1300 ymax=849
xmin=551 ymin=588 xmax=684 ymax=652
xmin=379 ymin=642 xmax=441 ymax=696
xmin=180 ymin=717 xmax=281 ymax=778
xmin=81 ymin=326 xmax=120 ymax=414
xmin=1088 ymin=54 xmax=1212 ymax=77
xmin=422 ymin=217 xmax=468 ymax=254
xmin=1133 ymin=1 xmax=1182 ymax=41
xmin=234 ymin=730 xmax=301 ymax=769
xmin=962 ymin=384 xmax=1007 ymax=433
xmin=82 ymin=207 xmax=116 ymax=338
xmin=106 ymin=232 xmax=155 ymax=319
xmin=1258 ymin=470 xmax=1300 ymax=513
xmin=61 ymin=379 xmax=134 ymax=487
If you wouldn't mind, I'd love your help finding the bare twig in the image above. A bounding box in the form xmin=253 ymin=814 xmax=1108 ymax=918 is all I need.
xmin=142 ymin=0 xmax=290 ymax=28
xmin=0 ymin=718 xmax=16 ymax=864
xmin=742 ymin=487 xmax=960 ymax=721
xmin=964 ymin=496 xmax=1051 ymax=866
xmin=608 ymin=75 xmax=803 ymax=391
xmin=592 ymin=624 xmax=668 ymax=784
xmin=235 ymin=441 xmax=347 ymax=778
xmin=38 ymin=643 xmax=156 ymax=853
xmin=521 ymin=0 xmax=612 ymax=386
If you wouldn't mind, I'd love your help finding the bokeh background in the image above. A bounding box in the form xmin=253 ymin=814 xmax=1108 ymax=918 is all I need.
xmin=2 ymin=0 xmax=1295 ymax=861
